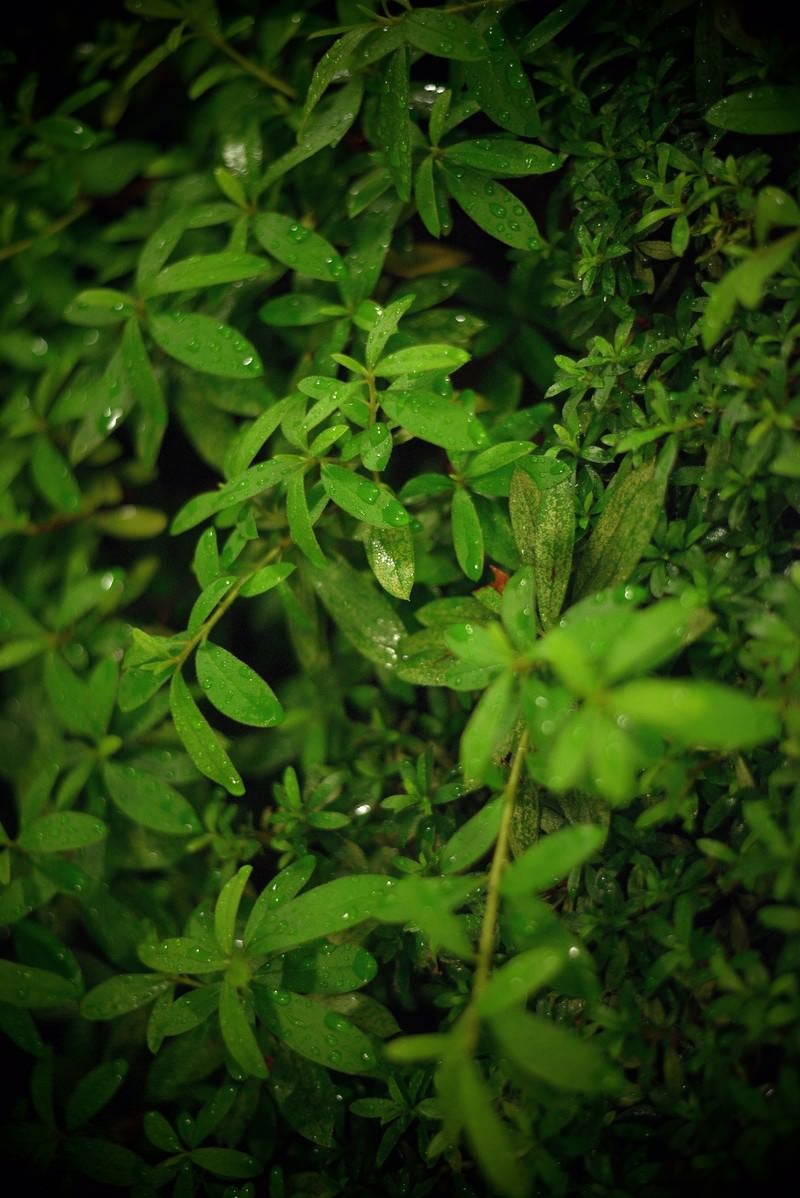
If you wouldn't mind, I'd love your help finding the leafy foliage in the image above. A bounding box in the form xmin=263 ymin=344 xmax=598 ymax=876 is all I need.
xmin=1 ymin=1 xmax=799 ymax=1195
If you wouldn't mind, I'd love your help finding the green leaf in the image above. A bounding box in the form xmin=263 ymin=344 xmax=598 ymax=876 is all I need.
xmin=451 ymin=488 xmax=485 ymax=581
xmin=460 ymin=671 xmax=518 ymax=788
xmin=121 ymin=317 xmax=167 ymax=468
xmin=254 ymin=987 xmax=379 ymax=1074
xmin=239 ymin=561 xmax=295 ymax=598
xmin=189 ymin=1148 xmax=261 ymax=1179
xmin=17 ymin=812 xmax=108 ymax=855
xmin=443 ymin=164 xmax=542 ymax=250
xmin=377 ymin=46 xmax=412 ymax=202
xmin=375 ymin=343 xmax=470 ymax=377
xmin=0 ymin=638 xmax=48 ymax=671
xmin=261 ymin=78 xmax=364 ymax=190
xmin=145 ymin=251 xmax=267 ymax=297
xmin=252 ymin=213 xmax=347 ymax=285
xmin=415 ymin=156 xmax=447 ymax=238
xmin=81 ymin=974 xmax=171 ymax=1020
xmin=243 ymin=855 xmax=317 ymax=947
xmin=259 ymin=294 xmax=346 ymax=326
xmin=502 ymin=825 xmax=605 ymax=899
xmin=491 ymin=1007 xmax=622 ymax=1093
xmin=248 ymin=875 xmax=397 ymax=954
xmin=215 ymin=865 xmax=253 ymax=955
xmin=381 ymin=389 xmax=486 ymax=452
xmin=223 ymin=398 xmax=292 ymax=478
xmin=104 ymin=762 xmax=201 ymax=836
xmin=572 ymin=439 xmax=676 ymax=600
xmin=440 ymin=138 xmax=560 ymax=176
xmin=366 ymin=295 xmax=415 ymax=371
xmin=219 ymin=982 xmax=268 ymax=1078
xmin=308 ymin=557 xmax=406 ymax=671
xmin=509 ymin=461 xmax=575 ymax=629
xmin=44 ymin=652 xmax=104 ymax=740
xmin=157 ymin=985 xmax=221 ymax=1036
xmin=169 ymin=671 xmax=244 ymax=796
xmin=609 ymin=679 xmax=780 ymax=750
xmin=302 ymin=27 xmax=374 ymax=121
xmin=456 ymin=1058 xmax=528 ymax=1198
xmin=65 ymin=1060 xmax=128 ymax=1132
xmin=602 ymin=597 xmax=714 ymax=683
xmin=465 ymin=16 xmax=540 ymax=138
xmin=519 ymin=0 xmax=591 ymax=55
xmin=477 ymin=946 xmax=565 ymax=1018
xmin=138 ymin=938 xmax=229 ymax=975
xmin=441 ymin=795 xmax=503 ymax=874
xmin=30 ymin=436 xmax=81 ymax=513
xmin=286 ymin=470 xmax=327 ymax=567
xmin=64 ymin=289 xmax=136 ymax=325
xmin=0 ymin=959 xmax=81 ymax=1008
xmin=148 ymin=312 xmax=263 ymax=379
xmin=401 ymin=9 xmax=487 ymax=60
xmin=279 ymin=942 xmax=378 ymax=994
xmin=365 ymin=524 xmax=415 ymax=600
xmin=195 ymin=642 xmax=283 ymax=729
xmin=705 ymin=86 xmax=800 ymax=134
xmin=375 ymin=876 xmax=477 ymax=959
xmin=501 ymin=566 xmax=537 ymax=650
xmin=171 ymin=455 xmax=302 ymax=534
xmin=321 ymin=463 xmax=409 ymax=529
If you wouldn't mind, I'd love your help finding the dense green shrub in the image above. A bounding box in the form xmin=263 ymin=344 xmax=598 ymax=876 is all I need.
xmin=1 ymin=1 xmax=799 ymax=1193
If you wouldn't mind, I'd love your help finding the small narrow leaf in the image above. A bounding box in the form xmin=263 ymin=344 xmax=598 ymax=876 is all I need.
xmin=451 ymin=488 xmax=484 ymax=581
xmin=169 ymin=671 xmax=244 ymax=796
xmin=219 ymin=983 xmax=268 ymax=1078
xmin=440 ymin=796 xmax=503 ymax=874
xmin=459 ymin=671 xmax=518 ymax=787
xmin=215 ymin=866 xmax=253 ymax=955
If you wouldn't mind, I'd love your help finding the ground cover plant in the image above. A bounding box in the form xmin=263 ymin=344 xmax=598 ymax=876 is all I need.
xmin=1 ymin=0 xmax=799 ymax=1194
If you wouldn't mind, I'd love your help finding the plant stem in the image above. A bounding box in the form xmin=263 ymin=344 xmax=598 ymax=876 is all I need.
xmin=0 ymin=201 xmax=89 ymax=263
xmin=175 ymin=542 xmax=285 ymax=669
xmin=463 ymin=729 xmax=529 ymax=1047
xmin=191 ymin=20 xmax=296 ymax=100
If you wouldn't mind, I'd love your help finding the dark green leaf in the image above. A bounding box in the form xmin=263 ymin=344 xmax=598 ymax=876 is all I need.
xmin=17 ymin=812 xmax=108 ymax=855
xmin=104 ymin=762 xmax=201 ymax=836
xmin=253 ymin=214 xmax=347 ymax=285
xmin=705 ymin=86 xmax=800 ymax=134
xmin=219 ymin=982 xmax=268 ymax=1078
xmin=255 ymin=987 xmax=379 ymax=1073
xmin=443 ymin=164 xmax=542 ymax=250
xmin=401 ymin=9 xmax=487 ymax=61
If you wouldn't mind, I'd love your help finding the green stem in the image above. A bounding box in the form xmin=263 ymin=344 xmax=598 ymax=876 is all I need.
xmin=175 ymin=542 xmax=285 ymax=670
xmin=0 ymin=201 xmax=89 ymax=263
xmin=191 ymin=20 xmax=296 ymax=100
xmin=463 ymin=729 xmax=529 ymax=1048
